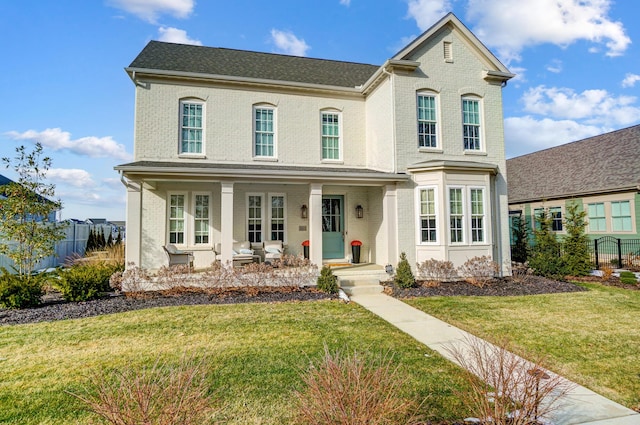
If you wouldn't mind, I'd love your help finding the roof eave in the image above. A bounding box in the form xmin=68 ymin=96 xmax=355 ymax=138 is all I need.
xmin=508 ymin=185 xmax=640 ymax=205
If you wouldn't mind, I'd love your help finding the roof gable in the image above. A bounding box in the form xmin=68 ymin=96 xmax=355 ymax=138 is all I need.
xmin=507 ymin=125 xmax=640 ymax=203
xmin=393 ymin=13 xmax=512 ymax=79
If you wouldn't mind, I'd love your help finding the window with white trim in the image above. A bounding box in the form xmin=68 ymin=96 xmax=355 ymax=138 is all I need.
xmin=169 ymin=194 xmax=186 ymax=244
xmin=269 ymin=194 xmax=286 ymax=241
xmin=462 ymin=98 xmax=481 ymax=150
xmin=470 ymin=188 xmax=485 ymax=242
xmin=588 ymin=203 xmax=606 ymax=232
xmin=193 ymin=194 xmax=210 ymax=244
xmin=321 ymin=112 xmax=341 ymax=160
xmin=611 ymin=201 xmax=632 ymax=231
xmin=418 ymin=187 xmax=437 ymax=242
xmin=417 ymin=93 xmax=437 ymax=148
xmin=550 ymin=207 xmax=563 ymax=232
xmin=180 ymin=101 xmax=204 ymax=154
xmin=254 ymin=107 xmax=275 ymax=157
xmin=247 ymin=195 xmax=264 ymax=243
xmin=449 ymin=188 xmax=464 ymax=243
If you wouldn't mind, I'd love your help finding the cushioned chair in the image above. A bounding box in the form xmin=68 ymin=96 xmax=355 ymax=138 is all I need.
xmin=263 ymin=240 xmax=283 ymax=264
xmin=163 ymin=244 xmax=194 ymax=269
xmin=214 ymin=241 xmax=256 ymax=265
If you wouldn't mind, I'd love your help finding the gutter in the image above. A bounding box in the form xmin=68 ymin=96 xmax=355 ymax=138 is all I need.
xmin=508 ymin=185 xmax=640 ymax=205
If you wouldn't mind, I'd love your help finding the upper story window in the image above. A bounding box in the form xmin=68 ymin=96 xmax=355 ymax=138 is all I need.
xmin=611 ymin=201 xmax=632 ymax=231
xmin=462 ymin=97 xmax=481 ymax=151
xmin=417 ymin=93 xmax=437 ymax=148
xmin=180 ymin=101 xmax=204 ymax=154
xmin=254 ymin=106 xmax=276 ymax=158
xmin=321 ymin=112 xmax=341 ymax=160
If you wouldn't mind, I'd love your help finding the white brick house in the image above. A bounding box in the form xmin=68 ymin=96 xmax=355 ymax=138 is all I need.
xmin=116 ymin=13 xmax=514 ymax=273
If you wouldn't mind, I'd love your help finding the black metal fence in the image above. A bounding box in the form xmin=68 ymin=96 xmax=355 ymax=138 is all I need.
xmin=592 ymin=236 xmax=640 ymax=269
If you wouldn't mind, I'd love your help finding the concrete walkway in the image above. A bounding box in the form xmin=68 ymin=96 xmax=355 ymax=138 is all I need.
xmin=350 ymin=292 xmax=640 ymax=425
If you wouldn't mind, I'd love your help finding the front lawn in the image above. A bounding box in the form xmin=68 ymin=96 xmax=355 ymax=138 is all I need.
xmin=0 ymin=300 xmax=470 ymax=424
xmin=404 ymin=282 xmax=640 ymax=409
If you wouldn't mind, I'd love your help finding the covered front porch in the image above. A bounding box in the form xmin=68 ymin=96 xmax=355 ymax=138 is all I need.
xmin=116 ymin=161 xmax=408 ymax=271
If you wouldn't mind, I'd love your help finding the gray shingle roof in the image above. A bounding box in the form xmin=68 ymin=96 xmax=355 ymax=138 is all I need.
xmin=507 ymin=125 xmax=640 ymax=204
xmin=128 ymin=41 xmax=380 ymax=88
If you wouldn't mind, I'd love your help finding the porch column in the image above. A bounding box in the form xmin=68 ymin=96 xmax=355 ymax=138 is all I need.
xmin=125 ymin=180 xmax=141 ymax=268
xmin=382 ymin=184 xmax=398 ymax=266
xmin=220 ymin=181 xmax=234 ymax=264
xmin=309 ymin=183 xmax=323 ymax=267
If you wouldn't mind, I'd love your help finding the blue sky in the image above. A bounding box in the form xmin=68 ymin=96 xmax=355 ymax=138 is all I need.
xmin=1 ymin=0 xmax=638 ymax=221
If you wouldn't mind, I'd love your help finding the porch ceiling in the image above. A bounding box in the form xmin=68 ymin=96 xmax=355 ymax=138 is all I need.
xmin=115 ymin=160 xmax=409 ymax=185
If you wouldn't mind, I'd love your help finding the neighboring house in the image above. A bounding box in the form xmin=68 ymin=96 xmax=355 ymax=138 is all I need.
xmin=116 ymin=13 xmax=514 ymax=272
xmin=507 ymin=125 xmax=640 ymax=243
xmin=0 ymin=174 xmax=58 ymax=223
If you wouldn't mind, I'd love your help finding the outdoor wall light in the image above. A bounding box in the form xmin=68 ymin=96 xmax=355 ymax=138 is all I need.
xmin=300 ymin=204 xmax=308 ymax=219
xmin=355 ymin=205 xmax=364 ymax=219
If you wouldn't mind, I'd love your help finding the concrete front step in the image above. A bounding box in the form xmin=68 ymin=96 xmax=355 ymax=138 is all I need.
xmin=333 ymin=267 xmax=388 ymax=297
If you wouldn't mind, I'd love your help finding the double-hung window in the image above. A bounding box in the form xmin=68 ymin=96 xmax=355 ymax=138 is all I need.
xmin=417 ymin=94 xmax=437 ymax=148
xmin=180 ymin=101 xmax=203 ymax=154
xmin=462 ymin=98 xmax=481 ymax=150
xmin=254 ymin=107 xmax=275 ymax=157
xmin=321 ymin=112 xmax=341 ymax=160
xmin=550 ymin=207 xmax=563 ymax=231
xmin=611 ymin=201 xmax=632 ymax=231
xmin=418 ymin=188 xmax=437 ymax=242
xmin=270 ymin=195 xmax=286 ymax=241
xmin=169 ymin=194 xmax=186 ymax=244
xmin=449 ymin=188 xmax=464 ymax=243
xmin=588 ymin=203 xmax=606 ymax=232
xmin=194 ymin=194 xmax=210 ymax=244
xmin=247 ymin=195 xmax=264 ymax=243
xmin=470 ymin=188 xmax=485 ymax=242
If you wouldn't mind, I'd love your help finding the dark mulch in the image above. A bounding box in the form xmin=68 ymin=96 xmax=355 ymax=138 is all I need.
xmin=386 ymin=275 xmax=588 ymax=298
xmin=0 ymin=286 xmax=337 ymax=326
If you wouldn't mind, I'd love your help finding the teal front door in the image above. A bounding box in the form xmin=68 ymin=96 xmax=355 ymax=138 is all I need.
xmin=322 ymin=195 xmax=344 ymax=259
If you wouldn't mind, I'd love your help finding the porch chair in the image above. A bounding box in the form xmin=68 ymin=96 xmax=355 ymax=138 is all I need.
xmin=214 ymin=241 xmax=257 ymax=266
xmin=163 ymin=244 xmax=194 ymax=269
xmin=263 ymin=240 xmax=283 ymax=264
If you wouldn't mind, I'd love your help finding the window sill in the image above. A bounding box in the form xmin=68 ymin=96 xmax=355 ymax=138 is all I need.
xmin=418 ymin=147 xmax=443 ymax=154
xmin=463 ymin=150 xmax=487 ymax=156
xmin=253 ymin=156 xmax=278 ymax=162
xmin=178 ymin=153 xmax=206 ymax=159
xmin=321 ymin=159 xmax=344 ymax=165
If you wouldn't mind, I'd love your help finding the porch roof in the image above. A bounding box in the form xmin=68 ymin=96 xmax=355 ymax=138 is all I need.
xmin=115 ymin=161 xmax=409 ymax=185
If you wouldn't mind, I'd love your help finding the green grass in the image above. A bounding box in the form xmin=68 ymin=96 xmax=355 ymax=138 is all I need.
xmin=0 ymin=300 xmax=471 ymax=424
xmin=404 ymin=282 xmax=640 ymax=409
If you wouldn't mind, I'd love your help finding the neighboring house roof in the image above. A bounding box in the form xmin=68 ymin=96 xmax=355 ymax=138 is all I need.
xmin=507 ymin=125 xmax=640 ymax=204
xmin=115 ymin=161 xmax=408 ymax=183
xmin=86 ymin=218 xmax=108 ymax=224
xmin=127 ymin=40 xmax=380 ymax=89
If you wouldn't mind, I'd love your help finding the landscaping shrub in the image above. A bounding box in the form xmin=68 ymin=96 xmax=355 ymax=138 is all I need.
xmin=619 ymin=271 xmax=638 ymax=285
xmin=416 ymin=258 xmax=457 ymax=283
xmin=446 ymin=336 xmax=573 ymax=425
xmin=529 ymin=209 xmax=566 ymax=279
xmin=457 ymin=256 xmax=498 ymax=287
xmin=317 ymin=265 xmax=338 ymax=294
xmin=56 ymin=262 xmax=123 ymax=302
xmin=0 ymin=271 xmax=44 ymax=309
xmin=510 ymin=214 xmax=530 ymax=264
xmin=69 ymin=355 xmax=218 ymax=425
xmin=562 ymin=202 xmax=592 ymax=276
xmin=394 ymin=252 xmax=416 ymax=288
xmin=296 ymin=345 xmax=417 ymax=425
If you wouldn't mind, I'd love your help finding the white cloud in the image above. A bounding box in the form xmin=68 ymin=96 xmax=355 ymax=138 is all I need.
xmin=504 ymin=116 xmax=605 ymax=157
xmin=406 ymin=0 xmax=451 ymax=31
xmin=465 ymin=0 xmax=630 ymax=64
xmin=545 ymin=59 xmax=562 ymax=74
xmin=340 ymin=0 xmax=351 ymax=6
xmin=270 ymin=29 xmax=310 ymax=56
xmin=522 ymin=85 xmax=640 ymax=126
xmin=107 ymin=0 xmax=194 ymax=23
xmin=622 ymin=73 xmax=640 ymax=88
xmin=46 ymin=169 xmax=96 ymax=189
xmin=158 ymin=26 xmax=202 ymax=45
xmin=4 ymin=128 xmax=132 ymax=161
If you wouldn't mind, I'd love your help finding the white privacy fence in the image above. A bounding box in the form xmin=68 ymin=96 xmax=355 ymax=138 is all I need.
xmin=0 ymin=223 xmax=114 ymax=272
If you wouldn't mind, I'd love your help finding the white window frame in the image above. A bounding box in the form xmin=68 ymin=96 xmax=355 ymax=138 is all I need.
xmin=448 ymin=187 xmax=465 ymax=244
xmin=179 ymin=99 xmax=205 ymax=156
xmin=320 ymin=110 xmax=342 ymax=162
xmin=417 ymin=92 xmax=439 ymax=149
xmin=268 ymin=193 xmax=287 ymax=243
xmin=246 ymin=193 xmax=265 ymax=243
xmin=462 ymin=96 xmax=482 ymax=151
xmin=168 ymin=192 xmax=188 ymax=245
xmin=587 ymin=202 xmax=606 ymax=232
xmin=416 ymin=186 xmax=438 ymax=244
xmin=192 ymin=192 xmax=211 ymax=245
xmin=253 ymin=105 xmax=277 ymax=159
xmin=469 ymin=187 xmax=485 ymax=243
xmin=611 ymin=200 xmax=632 ymax=232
